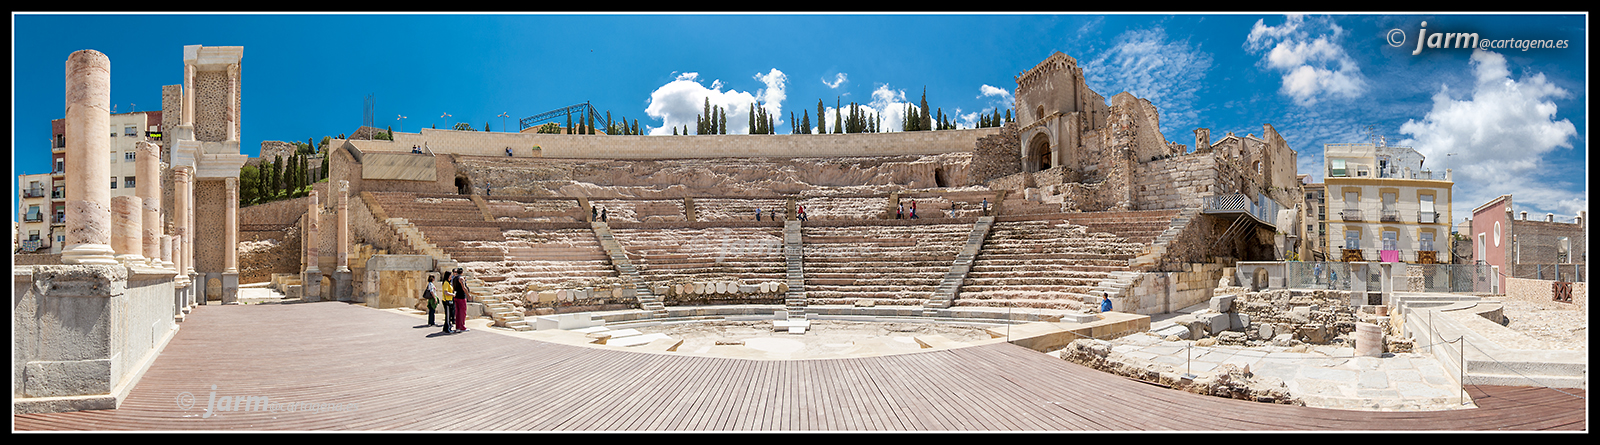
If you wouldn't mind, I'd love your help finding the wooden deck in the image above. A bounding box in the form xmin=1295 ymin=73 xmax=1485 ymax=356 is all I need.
xmin=12 ymin=302 xmax=1586 ymax=431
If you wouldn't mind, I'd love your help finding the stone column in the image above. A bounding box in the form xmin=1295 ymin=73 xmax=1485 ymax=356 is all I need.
xmin=303 ymin=190 xmax=321 ymax=302
xmin=182 ymin=64 xmax=194 ymax=125
xmin=111 ymin=196 xmax=144 ymax=266
xmin=136 ymin=141 xmax=162 ymax=266
xmin=337 ymin=180 xmax=350 ymax=273
xmin=161 ymin=235 xmax=173 ymax=270
xmin=175 ymin=166 xmax=194 ymax=276
xmin=61 ymin=49 xmax=118 ymax=265
xmin=306 ymin=190 xmax=320 ymax=274
xmin=224 ymin=177 xmax=238 ymax=273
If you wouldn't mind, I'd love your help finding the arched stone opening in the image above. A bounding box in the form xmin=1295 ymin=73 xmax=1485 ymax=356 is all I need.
xmin=455 ymin=175 xmax=472 ymax=195
xmin=1025 ymin=133 xmax=1053 ymax=173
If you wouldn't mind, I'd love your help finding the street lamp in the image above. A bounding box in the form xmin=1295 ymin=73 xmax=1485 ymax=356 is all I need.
xmin=498 ymin=112 xmax=509 ymax=133
xmin=397 ymin=114 xmax=407 ymax=132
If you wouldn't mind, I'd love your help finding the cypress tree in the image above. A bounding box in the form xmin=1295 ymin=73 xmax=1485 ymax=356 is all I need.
xmin=919 ymin=88 xmax=931 ymax=131
xmin=817 ymin=99 xmax=826 ymax=134
xmin=802 ymin=110 xmax=811 ymax=134
xmin=719 ymin=106 xmax=728 ymax=134
xmin=566 ymin=110 xmax=573 ymax=134
xmin=834 ymin=98 xmax=842 ymax=134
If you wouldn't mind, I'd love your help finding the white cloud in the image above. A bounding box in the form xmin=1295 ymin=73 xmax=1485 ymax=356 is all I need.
xmin=645 ymin=70 xmax=790 ymax=135
xmin=1396 ymin=50 xmax=1583 ymax=220
xmin=822 ymin=73 xmax=848 ymax=89
xmin=1083 ymin=27 xmax=1211 ymax=140
xmin=754 ymin=69 xmax=788 ymax=129
xmin=1245 ymin=15 xmax=1366 ymax=106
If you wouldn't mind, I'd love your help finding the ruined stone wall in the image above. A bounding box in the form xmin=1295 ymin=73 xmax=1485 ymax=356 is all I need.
xmin=192 ymin=71 xmax=232 ymax=142
xmin=1511 ymin=219 xmax=1587 ymax=265
xmin=252 ymin=141 xmax=297 ymax=168
xmin=1111 ymin=93 xmax=1171 ymax=163
xmin=239 ymin=194 xmax=313 ymax=226
xmin=352 ymin=191 xmax=412 ymax=257
xmin=193 ymin=180 xmax=226 ymax=273
xmin=1231 ymin=289 xmax=1358 ymax=343
xmin=968 ymin=123 xmax=1021 ymax=185
xmin=239 ymin=222 xmax=300 ymax=284
xmin=1131 ymin=152 xmax=1221 ymax=210
xmin=368 ymin=126 xmax=1000 ymax=159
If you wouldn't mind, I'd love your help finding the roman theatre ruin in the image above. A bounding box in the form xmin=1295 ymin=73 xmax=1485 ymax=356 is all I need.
xmin=245 ymin=51 xmax=1308 ymax=344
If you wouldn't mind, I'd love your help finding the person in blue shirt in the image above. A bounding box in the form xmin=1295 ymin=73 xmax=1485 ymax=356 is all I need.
xmin=1100 ymin=296 xmax=1112 ymax=313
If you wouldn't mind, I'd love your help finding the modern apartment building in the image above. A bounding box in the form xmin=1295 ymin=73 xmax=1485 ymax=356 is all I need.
xmin=16 ymin=173 xmax=53 ymax=253
xmin=1301 ymin=174 xmax=1326 ymax=261
xmin=1323 ymin=140 xmax=1454 ymax=264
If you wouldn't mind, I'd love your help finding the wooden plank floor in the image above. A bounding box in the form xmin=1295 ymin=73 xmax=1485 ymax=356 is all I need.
xmin=12 ymin=302 xmax=1587 ymax=431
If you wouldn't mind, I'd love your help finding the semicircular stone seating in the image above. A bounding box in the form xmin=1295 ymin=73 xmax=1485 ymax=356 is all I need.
xmin=954 ymin=218 xmax=1149 ymax=311
xmin=801 ymin=223 xmax=971 ymax=306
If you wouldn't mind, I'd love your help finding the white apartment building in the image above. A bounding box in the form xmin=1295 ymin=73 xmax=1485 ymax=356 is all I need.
xmin=17 ymin=173 xmax=53 ymax=253
xmin=1323 ymin=140 xmax=1454 ymax=263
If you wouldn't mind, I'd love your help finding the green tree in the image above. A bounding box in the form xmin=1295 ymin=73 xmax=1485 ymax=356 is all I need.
xmin=566 ymin=110 xmax=573 ymax=134
xmin=718 ymin=106 xmax=727 ymax=134
xmin=320 ymin=154 xmax=328 ymax=182
xmin=587 ymin=110 xmax=596 ymax=135
xmin=239 ymin=165 xmax=259 ymax=206
xmin=270 ymin=155 xmax=283 ymax=200
xmin=834 ymin=97 xmax=842 ymax=134
xmin=802 ymin=110 xmax=812 ymax=134
xmin=919 ymin=88 xmax=932 ymax=131
xmin=817 ymin=99 xmax=826 ymax=134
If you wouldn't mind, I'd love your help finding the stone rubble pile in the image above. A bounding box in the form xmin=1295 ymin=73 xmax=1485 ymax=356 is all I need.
xmin=1060 ymin=337 xmax=1302 ymax=406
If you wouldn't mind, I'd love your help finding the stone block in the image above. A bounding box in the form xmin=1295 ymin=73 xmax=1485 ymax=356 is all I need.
xmin=1154 ymin=323 xmax=1190 ymax=340
xmin=1297 ymin=323 xmax=1329 ymax=344
xmin=1197 ymin=312 xmax=1229 ymax=336
xmin=1227 ymin=313 xmax=1250 ymax=332
xmin=1354 ymin=322 xmax=1382 ymax=357
xmin=1209 ymin=294 xmax=1235 ymax=313
xmin=535 ymin=313 xmax=601 ymax=330
xmin=738 ymin=284 xmax=760 ymax=294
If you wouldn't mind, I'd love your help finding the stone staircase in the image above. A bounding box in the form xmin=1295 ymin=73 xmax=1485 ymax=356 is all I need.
xmin=592 ymin=222 xmax=667 ymax=317
xmin=923 ymin=216 xmax=994 ymax=316
xmin=1128 ymin=207 xmax=1200 ymax=270
xmin=784 ymin=220 xmax=806 ymax=320
xmin=373 ymin=196 xmax=531 ymax=331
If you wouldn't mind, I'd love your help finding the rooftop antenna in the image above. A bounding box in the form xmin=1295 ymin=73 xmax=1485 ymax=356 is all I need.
xmin=1364 ymin=125 xmax=1377 ymax=145
xmin=364 ymin=94 xmax=376 ymax=130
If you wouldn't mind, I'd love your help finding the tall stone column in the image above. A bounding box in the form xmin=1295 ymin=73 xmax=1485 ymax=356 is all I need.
xmin=221 ymin=177 xmax=239 ymax=304
xmin=224 ymin=177 xmax=238 ymax=273
xmin=337 ymin=180 xmax=350 ymax=273
xmin=136 ymin=141 xmax=162 ymax=266
xmin=303 ymin=190 xmax=321 ymax=302
xmin=175 ymin=166 xmax=194 ymax=275
xmin=161 ymin=235 xmax=173 ymax=270
xmin=61 ymin=49 xmax=118 ymax=265
xmin=112 ymin=196 xmax=144 ymax=266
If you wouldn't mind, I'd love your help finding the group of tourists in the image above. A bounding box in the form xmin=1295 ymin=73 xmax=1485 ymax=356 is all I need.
xmin=592 ymin=206 xmax=608 ymax=222
xmin=423 ymin=268 xmax=473 ymax=335
xmin=897 ymin=201 xmax=919 ymax=219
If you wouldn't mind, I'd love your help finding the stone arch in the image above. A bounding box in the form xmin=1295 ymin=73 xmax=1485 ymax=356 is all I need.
xmin=1035 ymin=105 xmax=1045 ymax=123
xmin=1025 ymin=132 xmax=1053 ymax=172
xmin=455 ymin=174 xmax=472 ymax=195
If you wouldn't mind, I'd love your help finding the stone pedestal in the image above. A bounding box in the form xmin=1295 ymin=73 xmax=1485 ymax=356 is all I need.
xmin=111 ymin=196 xmax=145 ymax=266
xmin=335 ymin=271 xmax=353 ymax=302
xmin=1354 ymin=322 xmax=1383 ymax=357
xmin=221 ymin=273 xmax=239 ymax=304
xmin=303 ymin=271 xmax=322 ymax=302
xmin=1379 ymin=262 xmax=1393 ymax=306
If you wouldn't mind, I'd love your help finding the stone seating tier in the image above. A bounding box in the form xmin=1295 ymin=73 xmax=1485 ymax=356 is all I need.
xmin=590 ymin=199 xmax=688 ymax=223
xmin=693 ymin=198 xmax=793 ymax=221
xmin=795 ymin=196 xmax=890 ymax=220
xmin=609 ymin=227 xmax=788 ymax=284
xmin=953 ymin=219 xmax=1146 ymax=310
xmin=799 ymin=223 xmax=971 ymax=305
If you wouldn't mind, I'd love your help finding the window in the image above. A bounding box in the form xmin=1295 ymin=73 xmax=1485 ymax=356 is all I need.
xmin=111 ymin=177 xmax=118 ymax=189
xmin=1420 ymin=194 xmax=1436 ymax=223
xmin=1421 ymin=232 xmax=1435 ymax=252
xmin=1558 ymin=236 xmax=1570 ymax=263
xmin=1344 ymin=191 xmax=1359 ymax=208
xmin=28 ymin=230 xmax=40 ymax=241
xmin=125 ymin=177 xmax=135 ymax=189
xmin=125 ymin=126 xmax=137 ymax=136
xmin=125 ymin=152 xmax=137 ymax=162
xmin=1477 ymin=233 xmax=1486 ymax=262
xmin=1346 ymin=230 xmax=1361 ymax=250
xmin=54 ymin=159 xmax=64 ymax=173
xmin=1382 ymin=231 xmax=1397 ymax=251
xmin=1329 ymin=159 xmax=1346 ymax=177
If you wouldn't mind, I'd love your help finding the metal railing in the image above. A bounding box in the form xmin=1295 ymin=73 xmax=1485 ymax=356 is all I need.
xmin=1280 ymin=261 xmax=1493 ymax=293
xmin=1202 ymin=193 xmax=1282 ymax=228
xmin=24 ymin=188 xmax=46 ymax=198
xmin=1380 ymin=209 xmax=1399 ymax=222
xmin=1419 ymin=211 xmax=1439 ymax=224
xmin=1341 ymin=208 xmax=1362 ymax=221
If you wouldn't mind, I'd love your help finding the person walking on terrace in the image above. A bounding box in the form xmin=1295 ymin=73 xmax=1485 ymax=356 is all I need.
xmin=452 ymin=268 xmax=472 ymax=333
xmin=439 ymin=271 xmax=456 ymax=334
xmin=424 ymin=274 xmax=440 ymax=327
xmin=756 ymin=208 xmax=762 ymax=221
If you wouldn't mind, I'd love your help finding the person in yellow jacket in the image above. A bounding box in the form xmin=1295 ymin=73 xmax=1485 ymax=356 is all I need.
xmin=440 ymin=271 xmax=456 ymax=334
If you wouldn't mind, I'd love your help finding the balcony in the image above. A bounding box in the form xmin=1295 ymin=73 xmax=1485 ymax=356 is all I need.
xmin=23 ymin=189 xmax=46 ymax=198
xmin=51 ymin=190 xmax=64 ymax=200
xmin=1340 ymin=209 xmax=1362 ymax=221
xmin=52 ymin=214 xmax=66 ymax=224
xmin=1419 ymin=211 xmax=1439 ymax=224
xmin=24 ymin=214 xmax=43 ymax=223
xmin=1380 ymin=210 xmax=1399 ymax=222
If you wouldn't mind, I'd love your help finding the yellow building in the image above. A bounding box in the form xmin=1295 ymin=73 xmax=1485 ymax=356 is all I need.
xmin=1323 ymin=141 xmax=1453 ymax=263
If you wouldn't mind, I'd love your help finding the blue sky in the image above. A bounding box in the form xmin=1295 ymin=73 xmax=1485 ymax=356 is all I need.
xmin=11 ymin=13 xmax=1588 ymax=229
